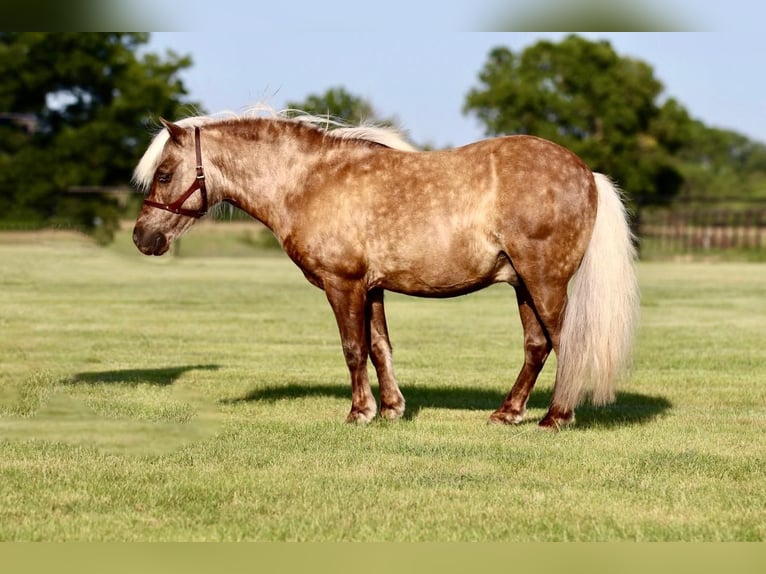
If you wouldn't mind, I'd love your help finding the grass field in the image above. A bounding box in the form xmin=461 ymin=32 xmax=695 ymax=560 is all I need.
xmin=1 ymin=225 xmax=764 ymax=541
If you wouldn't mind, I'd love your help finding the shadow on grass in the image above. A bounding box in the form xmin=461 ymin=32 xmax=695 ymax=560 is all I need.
xmin=223 ymin=382 xmax=672 ymax=429
xmin=66 ymin=365 xmax=220 ymax=386
xmin=2 ymin=365 xmax=227 ymax=456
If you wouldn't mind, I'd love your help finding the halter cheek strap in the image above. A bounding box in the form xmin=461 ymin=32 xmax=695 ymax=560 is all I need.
xmin=143 ymin=126 xmax=209 ymax=218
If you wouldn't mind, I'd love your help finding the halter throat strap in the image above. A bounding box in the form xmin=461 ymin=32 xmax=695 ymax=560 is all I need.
xmin=143 ymin=126 xmax=208 ymax=218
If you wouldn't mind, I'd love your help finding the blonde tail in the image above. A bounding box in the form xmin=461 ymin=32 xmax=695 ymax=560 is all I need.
xmin=554 ymin=173 xmax=640 ymax=411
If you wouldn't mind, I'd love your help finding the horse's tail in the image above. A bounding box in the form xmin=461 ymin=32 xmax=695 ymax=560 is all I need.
xmin=554 ymin=173 xmax=640 ymax=411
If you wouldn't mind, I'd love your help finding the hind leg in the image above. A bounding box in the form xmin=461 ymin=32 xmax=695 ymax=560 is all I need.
xmin=527 ymin=284 xmax=577 ymax=430
xmin=489 ymin=284 xmax=551 ymax=425
xmin=538 ymin=285 xmax=574 ymax=430
xmin=367 ymin=289 xmax=405 ymax=420
xmin=505 ymin=277 xmax=575 ymax=429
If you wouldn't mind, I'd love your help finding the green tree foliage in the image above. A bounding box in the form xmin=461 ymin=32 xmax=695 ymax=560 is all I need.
xmin=286 ymin=86 xmax=395 ymax=127
xmin=650 ymin=95 xmax=766 ymax=201
xmin=464 ymin=35 xmax=766 ymax=205
xmin=464 ymin=36 xmax=685 ymax=204
xmin=286 ymin=86 xmax=432 ymax=149
xmin=0 ymin=33 xmax=199 ymax=241
xmin=674 ymin=121 xmax=766 ymax=200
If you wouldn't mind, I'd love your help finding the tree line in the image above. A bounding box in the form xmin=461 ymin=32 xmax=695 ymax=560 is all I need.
xmin=1 ymin=33 xmax=764 ymax=243
xmin=0 ymin=33 xmax=197 ymax=242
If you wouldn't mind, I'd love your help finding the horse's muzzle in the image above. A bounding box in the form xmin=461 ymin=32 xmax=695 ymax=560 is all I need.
xmin=133 ymin=224 xmax=169 ymax=256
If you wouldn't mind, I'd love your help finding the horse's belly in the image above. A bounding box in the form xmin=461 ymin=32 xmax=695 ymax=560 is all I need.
xmin=371 ymin=243 xmax=518 ymax=297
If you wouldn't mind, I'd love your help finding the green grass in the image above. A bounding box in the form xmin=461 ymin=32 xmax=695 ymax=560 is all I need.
xmin=1 ymin=227 xmax=765 ymax=541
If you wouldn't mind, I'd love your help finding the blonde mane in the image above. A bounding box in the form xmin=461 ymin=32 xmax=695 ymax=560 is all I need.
xmin=132 ymin=107 xmax=415 ymax=191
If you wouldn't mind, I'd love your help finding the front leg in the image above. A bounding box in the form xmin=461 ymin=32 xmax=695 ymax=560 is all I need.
xmin=367 ymin=288 xmax=405 ymax=420
xmin=325 ymin=279 xmax=377 ymax=424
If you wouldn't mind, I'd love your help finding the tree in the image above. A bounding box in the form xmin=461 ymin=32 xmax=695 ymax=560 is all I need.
xmin=670 ymin=120 xmax=766 ymax=200
xmin=0 ymin=33 xmax=200 ymax=241
xmin=286 ymin=86 xmax=395 ymax=127
xmin=463 ymin=35 xmax=685 ymax=204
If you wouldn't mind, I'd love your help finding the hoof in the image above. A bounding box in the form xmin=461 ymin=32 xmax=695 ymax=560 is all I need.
xmin=345 ymin=409 xmax=376 ymax=425
xmin=488 ymin=409 xmax=525 ymax=425
xmin=380 ymin=404 xmax=405 ymax=421
xmin=538 ymin=410 xmax=575 ymax=431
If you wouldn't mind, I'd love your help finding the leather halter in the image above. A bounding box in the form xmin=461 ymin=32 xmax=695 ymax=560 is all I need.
xmin=143 ymin=126 xmax=208 ymax=218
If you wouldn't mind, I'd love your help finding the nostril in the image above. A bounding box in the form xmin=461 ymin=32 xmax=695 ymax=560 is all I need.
xmin=132 ymin=225 xmax=168 ymax=255
xmin=152 ymin=233 xmax=166 ymax=252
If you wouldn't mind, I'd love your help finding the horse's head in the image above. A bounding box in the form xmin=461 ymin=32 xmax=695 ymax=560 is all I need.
xmin=132 ymin=119 xmax=209 ymax=256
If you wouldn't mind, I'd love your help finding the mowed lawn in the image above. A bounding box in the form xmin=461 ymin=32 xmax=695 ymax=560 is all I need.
xmin=0 ymin=227 xmax=764 ymax=541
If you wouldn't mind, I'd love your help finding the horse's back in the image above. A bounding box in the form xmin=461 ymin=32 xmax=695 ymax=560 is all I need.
xmin=377 ymin=134 xmax=597 ymax=255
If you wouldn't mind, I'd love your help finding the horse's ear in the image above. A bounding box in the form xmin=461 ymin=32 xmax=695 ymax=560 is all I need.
xmin=159 ymin=118 xmax=185 ymax=145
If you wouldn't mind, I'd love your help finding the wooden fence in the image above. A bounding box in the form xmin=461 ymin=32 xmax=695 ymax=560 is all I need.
xmin=636 ymin=200 xmax=766 ymax=258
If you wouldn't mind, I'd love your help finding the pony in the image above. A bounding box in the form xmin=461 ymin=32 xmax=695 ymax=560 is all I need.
xmin=132 ymin=109 xmax=639 ymax=429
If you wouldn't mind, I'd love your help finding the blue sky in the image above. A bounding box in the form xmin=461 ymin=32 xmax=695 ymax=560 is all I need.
xmin=146 ymin=28 xmax=765 ymax=148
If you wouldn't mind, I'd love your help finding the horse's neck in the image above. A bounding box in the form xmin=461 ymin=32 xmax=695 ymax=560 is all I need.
xmin=209 ymin=124 xmax=325 ymax=236
xmin=210 ymin=122 xmax=384 ymax=242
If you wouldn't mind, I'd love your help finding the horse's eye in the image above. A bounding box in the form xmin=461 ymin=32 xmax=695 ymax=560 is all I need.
xmin=156 ymin=172 xmax=172 ymax=184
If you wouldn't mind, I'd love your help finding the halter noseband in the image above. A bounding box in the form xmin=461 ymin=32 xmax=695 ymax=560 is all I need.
xmin=143 ymin=126 xmax=209 ymax=218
